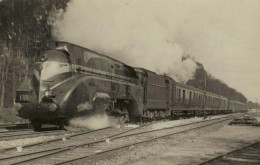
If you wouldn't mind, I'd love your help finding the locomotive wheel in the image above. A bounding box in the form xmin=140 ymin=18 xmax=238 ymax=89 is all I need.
xmin=119 ymin=114 xmax=129 ymax=124
xmin=31 ymin=121 xmax=42 ymax=131
xmin=58 ymin=124 xmax=67 ymax=130
xmin=58 ymin=119 xmax=69 ymax=130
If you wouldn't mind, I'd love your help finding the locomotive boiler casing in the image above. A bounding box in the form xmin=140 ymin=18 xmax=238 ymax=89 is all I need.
xmin=15 ymin=42 xmax=143 ymax=125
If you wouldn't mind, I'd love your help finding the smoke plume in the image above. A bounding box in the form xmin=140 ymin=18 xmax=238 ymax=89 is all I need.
xmin=77 ymin=101 xmax=93 ymax=112
xmin=48 ymin=0 xmax=197 ymax=82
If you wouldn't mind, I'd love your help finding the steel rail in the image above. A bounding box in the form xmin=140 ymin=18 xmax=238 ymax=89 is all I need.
xmin=109 ymin=116 xmax=231 ymax=140
xmin=0 ymin=129 xmax=66 ymax=139
xmin=1 ymin=126 xmax=112 ymax=153
xmin=0 ymin=123 xmax=30 ymax=129
xmin=55 ymin=117 xmax=232 ymax=165
xmin=0 ymin=129 xmax=32 ymax=134
xmin=6 ymin=116 xmax=232 ymax=165
xmin=199 ymin=141 xmax=260 ymax=165
xmin=0 ymin=123 xmax=156 ymax=162
xmin=107 ymin=120 xmax=161 ymax=139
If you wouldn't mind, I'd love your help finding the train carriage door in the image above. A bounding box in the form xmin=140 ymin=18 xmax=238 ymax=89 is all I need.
xmin=172 ymin=83 xmax=175 ymax=106
xmin=165 ymin=78 xmax=170 ymax=108
xmin=202 ymin=94 xmax=205 ymax=109
xmin=143 ymin=76 xmax=148 ymax=104
xmin=178 ymin=88 xmax=181 ymax=104
xmin=189 ymin=91 xmax=192 ymax=107
xmin=218 ymin=97 xmax=220 ymax=110
xmin=183 ymin=90 xmax=185 ymax=104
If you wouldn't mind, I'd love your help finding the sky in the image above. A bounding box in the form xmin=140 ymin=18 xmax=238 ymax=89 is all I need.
xmin=50 ymin=0 xmax=260 ymax=102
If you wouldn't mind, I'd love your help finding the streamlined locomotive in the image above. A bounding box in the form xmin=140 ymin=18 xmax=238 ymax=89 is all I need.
xmin=15 ymin=41 xmax=247 ymax=130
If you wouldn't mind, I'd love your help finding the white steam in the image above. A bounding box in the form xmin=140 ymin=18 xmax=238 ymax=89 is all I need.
xmin=77 ymin=101 xmax=93 ymax=111
xmin=69 ymin=114 xmax=117 ymax=130
xmin=48 ymin=0 xmax=197 ymax=82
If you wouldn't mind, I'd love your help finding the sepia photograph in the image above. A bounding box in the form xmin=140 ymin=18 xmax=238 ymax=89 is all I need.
xmin=0 ymin=0 xmax=260 ymax=164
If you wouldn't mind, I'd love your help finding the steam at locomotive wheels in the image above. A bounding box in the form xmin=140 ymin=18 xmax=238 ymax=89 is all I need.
xmin=14 ymin=42 xmax=247 ymax=130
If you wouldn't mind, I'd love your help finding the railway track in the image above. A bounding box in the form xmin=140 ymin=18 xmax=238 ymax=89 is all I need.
xmin=200 ymin=141 xmax=260 ymax=165
xmin=0 ymin=128 xmax=69 ymax=141
xmin=0 ymin=120 xmax=163 ymax=153
xmin=0 ymin=115 xmax=233 ymax=165
xmin=0 ymin=123 xmax=154 ymax=164
xmin=0 ymin=123 xmax=30 ymax=129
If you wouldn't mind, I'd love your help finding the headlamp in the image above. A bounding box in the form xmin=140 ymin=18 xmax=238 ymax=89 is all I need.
xmin=40 ymin=54 xmax=48 ymax=62
xmin=49 ymin=103 xmax=57 ymax=111
xmin=44 ymin=89 xmax=52 ymax=97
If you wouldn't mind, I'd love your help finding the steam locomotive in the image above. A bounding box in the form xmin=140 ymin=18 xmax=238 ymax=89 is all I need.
xmin=15 ymin=41 xmax=247 ymax=130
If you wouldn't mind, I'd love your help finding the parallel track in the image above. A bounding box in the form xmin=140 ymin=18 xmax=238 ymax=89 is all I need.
xmin=0 ymin=129 xmax=69 ymax=141
xmin=0 ymin=115 xmax=233 ymax=165
xmin=200 ymin=141 xmax=260 ymax=165
xmin=0 ymin=123 xmax=30 ymax=129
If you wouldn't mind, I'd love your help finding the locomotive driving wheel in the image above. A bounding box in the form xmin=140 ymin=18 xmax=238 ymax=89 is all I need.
xmin=119 ymin=113 xmax=129 ymax=124
xmin=58 ymin=118 xmax=69 ymax=130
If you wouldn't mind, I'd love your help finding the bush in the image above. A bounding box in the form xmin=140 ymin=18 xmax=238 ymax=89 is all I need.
xmin=0 ymin=107 xmax=27 ymax=124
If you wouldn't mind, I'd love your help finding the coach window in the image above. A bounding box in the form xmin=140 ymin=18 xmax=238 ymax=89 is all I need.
xmin=83 ymin=51 xmax=89 ymax=64
xmin=114 ymin=63 xmax=122 ymax=75
xmin=171 ymin=87 xmax=174 ymax=102
xmin=101 ymin=58 xmax=111 ymax=73
xmin=90 ymin=58 xmax=103 ymax=70
xmin=189 ymin=91 xmax=192 ymax=105
xmin=83 ymin=51 xmax=97 ymax=65
xmin=176 ymin=88 xmax=178 ymax=98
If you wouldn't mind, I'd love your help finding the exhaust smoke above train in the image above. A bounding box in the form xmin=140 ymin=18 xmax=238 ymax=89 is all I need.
xmin=48 ymin=0 xmax=197 ymax=82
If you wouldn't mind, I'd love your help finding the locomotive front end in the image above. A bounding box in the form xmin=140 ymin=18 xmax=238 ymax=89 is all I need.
xmin=15 ymin=49 xmax=71 ymax=129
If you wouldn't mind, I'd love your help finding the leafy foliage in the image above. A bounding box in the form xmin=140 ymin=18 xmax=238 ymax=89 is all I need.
xmin=0 ymin=0 xmax=68 ymax=107
xmin=186 ymin=61 xmax=247 ymax=103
